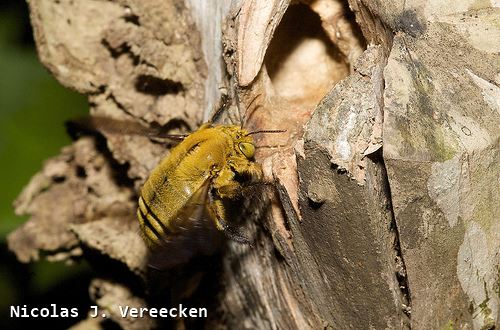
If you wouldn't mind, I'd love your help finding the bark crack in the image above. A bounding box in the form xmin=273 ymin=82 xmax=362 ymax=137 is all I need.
xmin=377 ymin=54 xmax=412 ymax=325
xmin=384 ymin=163 xmax=412 ymax=324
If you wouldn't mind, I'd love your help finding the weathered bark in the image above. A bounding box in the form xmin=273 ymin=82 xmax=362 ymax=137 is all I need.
xmin=8 ymin=0 xmax=499 ymax=329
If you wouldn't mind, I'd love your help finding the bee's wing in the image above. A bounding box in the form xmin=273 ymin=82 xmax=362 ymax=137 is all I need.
xmin=147 ymin=181 xmax=222 ymax=270
xmin=66 ymin=116 xmax=188 ymax=141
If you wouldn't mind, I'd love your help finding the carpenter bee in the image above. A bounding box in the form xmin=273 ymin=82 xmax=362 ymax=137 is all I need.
xmin=71 ymin=96 xmax=284 ymax=268
xmin=137 ymin=98 xmax=284 ymax=268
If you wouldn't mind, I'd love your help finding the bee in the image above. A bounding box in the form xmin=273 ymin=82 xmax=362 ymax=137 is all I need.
xmin=70 ymin=97 xmax=284 ymax=268
xmin=137 ymin=108 xmax=284 ymax=268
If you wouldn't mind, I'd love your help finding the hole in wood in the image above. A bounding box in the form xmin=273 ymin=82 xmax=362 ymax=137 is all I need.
xmin=264 ymin=2 xmax=364 ymax=106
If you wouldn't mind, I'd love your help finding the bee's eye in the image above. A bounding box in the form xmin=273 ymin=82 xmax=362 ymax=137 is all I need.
xmin=238 ymin=142 xmax=255 ymax=159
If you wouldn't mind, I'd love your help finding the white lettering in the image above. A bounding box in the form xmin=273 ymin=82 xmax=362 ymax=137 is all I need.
xmin=71 ymin=308 xmax=79 ymax=317
xmin=21 ymin=305 xmax=28 ymax=317
xmin=139 ymin=307 xmax=149 ymax=317
xmin=199 ymin=308 xmax=207 ymax=318
xmin=9 ymin=305 xmax=80 ymax=318
xmin=31 ymin=308 xmax=39 ymax=317
xmin=40 ymin=308 xmax=49 ymax=317
xmin=159 ymin=308 xmax=168 ymax=317
xmin=10 ymin=306 xmax=20 ymax=317
xmin=90 ymin=305 xmax=99 ymax=318
xmin=119 ymin=306 xmax=129 ymax=318
xmin=128 ymin=307 xmax=138 ymax=318
xmin=116 ymin=305 xmax=207 ymax=318
xmin=179 ymin=304 xmax=187 ymax=318
xmin=149 ymin=308 xmax=157 ymax=317
xmin=50 ymin=304 xmax=58 ymax=317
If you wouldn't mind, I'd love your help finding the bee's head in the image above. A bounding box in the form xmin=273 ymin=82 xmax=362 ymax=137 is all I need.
xmin=223 ymin=124 xmax=285 ymax=160
xmin=238 ymin=128 xmax=288 ymax=159
xmin=234 ymin=126 xmax=257 ymax=159
xmin=238 ymin=140 xmax=256 ymax=159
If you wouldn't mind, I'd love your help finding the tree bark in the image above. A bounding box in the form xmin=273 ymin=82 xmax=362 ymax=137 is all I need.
xmin=8 ymin=0 xmax=500 ymax=329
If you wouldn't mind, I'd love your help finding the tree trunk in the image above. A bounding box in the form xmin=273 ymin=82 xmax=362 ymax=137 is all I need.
xmin=8 ymin=0 xmax=499 ymax=329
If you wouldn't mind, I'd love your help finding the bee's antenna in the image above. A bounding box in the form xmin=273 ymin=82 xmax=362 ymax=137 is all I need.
xmin=234 ymin=90 xmax=244 ymax=128
xmin=209 ymin=93 xmax=231 ymax=124
xmin=246 ymin=129 xmax=287 ymax=136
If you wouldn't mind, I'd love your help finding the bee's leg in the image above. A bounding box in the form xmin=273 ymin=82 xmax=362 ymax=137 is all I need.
xmin=208 ymin=190 xmax=252 ymax=245
xmin=228 ymin=159 xmax=263 ymax=184
xmin=212 ymin=167 xmax=241 ymax=198
xmin=217 ymin=216 xmax=252 ymax=245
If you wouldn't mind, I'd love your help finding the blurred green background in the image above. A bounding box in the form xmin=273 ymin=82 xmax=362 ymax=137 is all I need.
xmin=0 ymin=1 xmax=93 ymax=328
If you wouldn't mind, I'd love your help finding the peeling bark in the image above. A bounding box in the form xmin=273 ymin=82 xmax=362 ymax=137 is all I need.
xmin=9 ymin=0 xmax=500 ymax=329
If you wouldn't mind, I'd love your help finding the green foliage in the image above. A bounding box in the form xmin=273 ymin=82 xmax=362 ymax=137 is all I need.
xmin=0 ymin=8 xmax=88 ymax=239
xmin=0 ymin=4 xmax=91 ymax=325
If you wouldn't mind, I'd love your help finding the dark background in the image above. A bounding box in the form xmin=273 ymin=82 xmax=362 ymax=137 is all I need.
xmin=0 ymin=1 xmax=93 ymax=329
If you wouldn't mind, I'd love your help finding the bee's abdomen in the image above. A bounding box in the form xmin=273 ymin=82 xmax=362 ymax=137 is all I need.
xmin=137 ymin=196 xmax=171 ymax=245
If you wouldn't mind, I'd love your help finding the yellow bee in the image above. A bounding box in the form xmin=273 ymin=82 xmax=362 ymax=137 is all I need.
xmin=71 ymin=101 xmax=283 ymax=267
xmin=139 ymin=120 xmax=285 ymax=268
xmin=138 ymin=123 xmax=264 ymax=244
